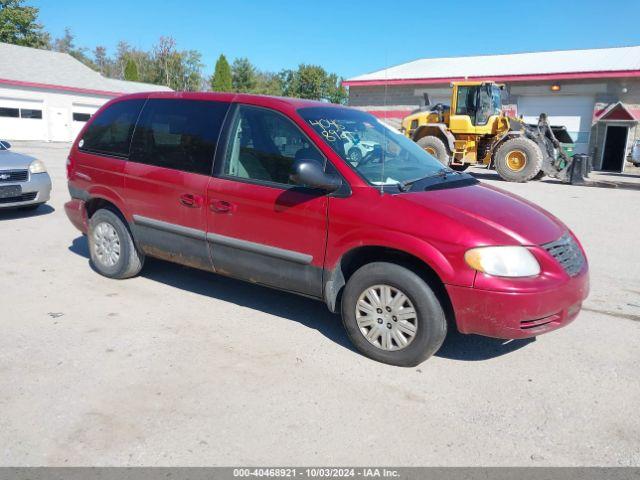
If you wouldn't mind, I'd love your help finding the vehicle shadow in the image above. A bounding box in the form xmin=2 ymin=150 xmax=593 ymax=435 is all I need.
xmin=69 ymin=235 xmax=534 ymax=362
xmin=0 ymin=204 xmax=55 ymax=220
xmin=69 ymin=236 xmax=354 ymax=352
xmin=435 ymin=330 xmax=534 ymax=361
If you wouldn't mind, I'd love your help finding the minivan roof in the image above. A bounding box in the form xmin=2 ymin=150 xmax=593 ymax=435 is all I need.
xmin=113 ymin=91 xmax=345 ymax=110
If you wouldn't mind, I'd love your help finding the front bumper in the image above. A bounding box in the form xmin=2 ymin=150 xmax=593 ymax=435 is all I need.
xmin=446 ymin=268 xmax=590 ymax=339
xmin=0 ymin=172 xmax=51 ymax=208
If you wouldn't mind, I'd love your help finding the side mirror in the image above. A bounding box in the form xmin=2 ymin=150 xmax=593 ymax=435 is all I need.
xmin=290 ymin=159 xmax=342 ymax=192
xmin=0 ymin=141 xmax=11 ymax=150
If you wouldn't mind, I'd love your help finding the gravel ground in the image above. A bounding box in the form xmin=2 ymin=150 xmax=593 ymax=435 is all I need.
xmin=1 ymin=142 xmax=638 ymax=466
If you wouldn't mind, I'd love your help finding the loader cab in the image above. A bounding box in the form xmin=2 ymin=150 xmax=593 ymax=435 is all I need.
xmin=449 ymin=82 xmax=504 ymax=135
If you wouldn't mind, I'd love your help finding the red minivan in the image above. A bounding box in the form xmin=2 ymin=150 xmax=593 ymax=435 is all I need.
xmin=65 ymin=92 xmax=589 ymax=366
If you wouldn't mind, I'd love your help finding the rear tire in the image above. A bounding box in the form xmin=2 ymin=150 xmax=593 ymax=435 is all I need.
xmin=341 ymin=262 xmax=447 ymax=367
xmin=494 ymin=137 xmax=543 ymax=182
xmin=417 ymin=136 xmax=449 ymax=166
xmin=88 ymin=208 xmax=144 ymax=279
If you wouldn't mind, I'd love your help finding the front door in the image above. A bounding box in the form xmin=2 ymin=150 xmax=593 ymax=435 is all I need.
xmin=206 ymin=104 xmax=329 ymax=297
xmin=48 ymin=107 xmax=70 ymax=142
xmin=125 ymin=98 xmax=230 ymax=270
xmin=601 ymin=125 xmax=628 ymax=172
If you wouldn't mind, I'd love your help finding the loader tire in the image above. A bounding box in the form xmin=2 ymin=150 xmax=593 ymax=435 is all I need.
xmin=494 ymin=137 xmax=543 ymax=183
xmin=417 ymin=136 xmax=449 ymax=166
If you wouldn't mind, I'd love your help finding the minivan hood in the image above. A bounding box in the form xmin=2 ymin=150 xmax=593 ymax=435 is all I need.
xmin=400 ymin=183 xmax=565 ymax=246
xmin=0 ymin=151 xmax=36 ymax=170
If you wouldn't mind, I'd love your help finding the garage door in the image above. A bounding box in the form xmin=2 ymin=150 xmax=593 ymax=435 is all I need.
xmin=517 ymin=95 xmax=595 ymax=154
xmin=0 ymin=97 xmax=46 ymax=141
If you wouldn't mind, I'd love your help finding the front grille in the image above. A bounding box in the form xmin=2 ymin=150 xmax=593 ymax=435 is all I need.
xmin=0 ymin=192 xmax=37 ymax=204
xmin=0 ymin=170 xmax=29 ymax=183
xmin=542 ymin=233 xmax=586 ymax=277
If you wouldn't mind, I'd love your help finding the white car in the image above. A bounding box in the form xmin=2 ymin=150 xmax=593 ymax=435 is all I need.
xmin=342 ymin=132 xmax=378 ymax=164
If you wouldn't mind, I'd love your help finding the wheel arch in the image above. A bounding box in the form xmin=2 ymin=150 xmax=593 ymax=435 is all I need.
xmin=324 ymin=245 xmax=455 ymax=328
xmin=412 ymin=124 xmax=455 ymax=152
xmin=83 ymin=186 xmax=129 ymax=220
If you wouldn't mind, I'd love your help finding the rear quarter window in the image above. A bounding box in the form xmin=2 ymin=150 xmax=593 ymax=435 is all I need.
xmin=79 ymin=99 xmax=146 ymax=157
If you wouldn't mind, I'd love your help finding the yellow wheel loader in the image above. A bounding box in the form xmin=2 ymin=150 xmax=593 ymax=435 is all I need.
xmin=400 ymin=81 xmax=573 ymax=182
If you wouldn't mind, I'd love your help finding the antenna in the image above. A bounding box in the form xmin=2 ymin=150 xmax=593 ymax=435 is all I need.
xmin=380 ymin=49 xmax=388 ymax=194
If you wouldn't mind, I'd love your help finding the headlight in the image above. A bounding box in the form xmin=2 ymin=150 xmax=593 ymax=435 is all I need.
xmin=29 ymin=159 xmax=47 ymax=174
xmin=465 ymin=246 xmax=540 ymax=277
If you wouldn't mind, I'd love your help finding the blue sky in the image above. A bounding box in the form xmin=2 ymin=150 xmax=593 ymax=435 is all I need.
xmin=32 ymin=0 xmax=640 ymax=79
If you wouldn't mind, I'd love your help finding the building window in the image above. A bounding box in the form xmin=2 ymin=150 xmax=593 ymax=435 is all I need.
xmin=20 ymin=109 xmax=43 ymax=119
xmin=73 ymin=112 xmax=91 ymax=122
xmin=0 ymin=107 xmax=20 ymax=118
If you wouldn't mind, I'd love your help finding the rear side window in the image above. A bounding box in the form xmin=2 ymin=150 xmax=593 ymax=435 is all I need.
xmin=130 ymin=99 xmax=230 ymax=175
xmin=80 ymin=99 xmax=145 ymax=157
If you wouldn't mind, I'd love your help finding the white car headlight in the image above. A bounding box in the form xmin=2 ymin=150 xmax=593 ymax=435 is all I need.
xmin=29 ymin=159 xmax=47 ymax=174
xmin=465 ymin=246 xmax=540 ymax=278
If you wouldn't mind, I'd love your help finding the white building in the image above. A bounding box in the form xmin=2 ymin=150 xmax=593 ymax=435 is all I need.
xmin=0 ymin=42 xmax=172 ymax=142
xmin=345 ymin=46 xmax=640 ymax=172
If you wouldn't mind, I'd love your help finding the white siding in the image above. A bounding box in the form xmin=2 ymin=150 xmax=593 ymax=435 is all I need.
xmin=0 ymin=84 xmax=112 ymax=142
xmin=517 ymin=95 xmax=595 ymax=154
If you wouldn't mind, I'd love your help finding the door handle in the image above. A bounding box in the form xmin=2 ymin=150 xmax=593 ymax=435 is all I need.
xmin=209 ymin=199 xmax=234 ymax=213
xmin=179 ymin=193 xmax=203 ymax=208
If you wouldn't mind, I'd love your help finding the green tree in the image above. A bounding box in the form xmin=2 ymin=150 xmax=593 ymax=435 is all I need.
xmin=124 ymin=57 xmax=139 ymax=81
xmin=53 ymin=27 xmax=96 ymax=69
xmin=93 ymin=45 xmax=117 ymax=77
xmin=210 ymin=54 xmax=232 ymax=92
xmin=254 ymin=71 xmax=283 ymax=96
xmin=232 ymin=57 xmax=257 ymax=93
xmin=0 ymin=0 xmax=48 ymax=48
xmin=180 ymin=49 xmax=204 ymax=91
xmin=281 ymin=64 xmax=347 ymax=104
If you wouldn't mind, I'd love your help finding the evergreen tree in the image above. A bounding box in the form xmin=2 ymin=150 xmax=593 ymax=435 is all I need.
xmin=124 ymin=58 xmax=139 ymax=81
xmin=232 ymin=57 xmax=257 ymax=93
xmin=210 ymin=54 xmax=232 ymax=92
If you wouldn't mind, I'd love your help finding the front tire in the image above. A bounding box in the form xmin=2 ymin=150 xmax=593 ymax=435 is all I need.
xmin=417 ymin=136 xmax=449 ymax=166
xmin=341 ymin=262 xmax=447 ymax=367
xmin=88 ymin=208 xmax=144 ymax=279
xmin=494 ymin=137 xmax=543 ymax=182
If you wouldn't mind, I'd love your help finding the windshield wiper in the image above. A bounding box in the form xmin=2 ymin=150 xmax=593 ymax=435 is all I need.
xmin=397 ymin=169 xmax=451 ymax=192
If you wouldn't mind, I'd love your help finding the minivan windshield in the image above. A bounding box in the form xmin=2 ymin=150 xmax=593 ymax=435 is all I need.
xmin=298 ymin=107 xmax=447 ymax=186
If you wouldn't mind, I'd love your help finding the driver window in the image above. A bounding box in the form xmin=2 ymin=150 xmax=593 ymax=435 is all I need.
xmin=223 ymin=105 xmax=325 ymax=186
